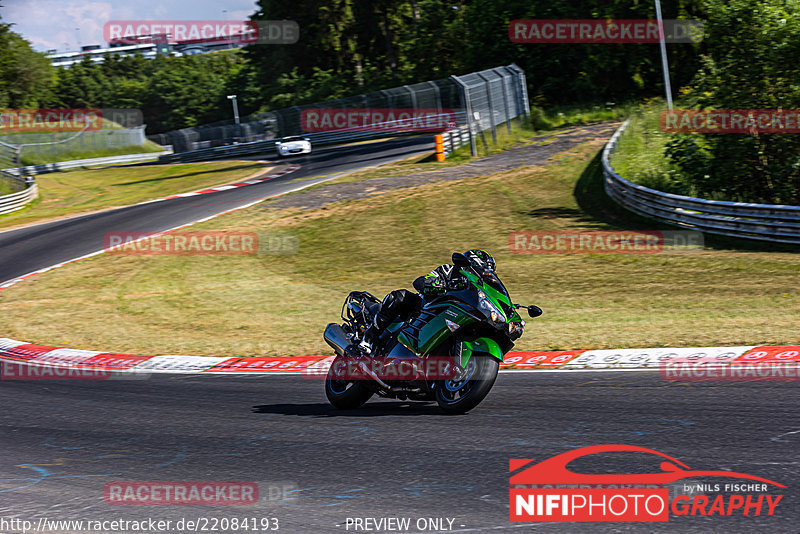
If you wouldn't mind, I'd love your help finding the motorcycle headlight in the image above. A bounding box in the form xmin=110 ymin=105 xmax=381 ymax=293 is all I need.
xmin=478 ymin=291 xmax=506 ymax=323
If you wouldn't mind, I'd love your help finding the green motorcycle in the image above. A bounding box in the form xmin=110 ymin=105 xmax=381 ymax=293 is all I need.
xmin=323 ymin=253 xmax=542 ymax=414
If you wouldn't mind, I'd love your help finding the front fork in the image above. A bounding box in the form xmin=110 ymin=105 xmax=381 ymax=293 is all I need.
xmin=449 ymin=337 xmax=504 ymax=380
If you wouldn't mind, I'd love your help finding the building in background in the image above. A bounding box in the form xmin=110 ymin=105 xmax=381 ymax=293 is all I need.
xmin=47 ymin=31 xmax=248 ymax=68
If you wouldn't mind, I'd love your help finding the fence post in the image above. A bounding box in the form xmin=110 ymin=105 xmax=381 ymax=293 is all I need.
xmin=380 ymin=90 xmax=393 ymax=111
xmin=494 ymin=68 xmax=513 ymax=134
xmin=476 ymin=72 xmax=497 ymax=144
xmin=427 ymin=81 xmax=441 ymax=114
xmin=451 ymin=75 xmax=477 ymax=157
xmin=506 ymin=63 xmax=530 ymax=121
xmin=404 ymin=85 xmax=418 ymax=110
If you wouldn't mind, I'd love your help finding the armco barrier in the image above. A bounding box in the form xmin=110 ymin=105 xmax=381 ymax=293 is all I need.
xmin=0 ymin=181 xmax=37 ymax=215
xmin=1 ymin=151 xmax=171 ymax=177
xmin=442 ymin=124 xmax=471 ymax=156
xmin=604 ymin=120 xmax=800 ymax=244
xmin=2 ymin=337 xmax=797 ymax=376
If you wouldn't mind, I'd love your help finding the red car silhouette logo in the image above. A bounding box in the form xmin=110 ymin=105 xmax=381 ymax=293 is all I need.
xmin=510 ymin=444 xmax=785 ymax=487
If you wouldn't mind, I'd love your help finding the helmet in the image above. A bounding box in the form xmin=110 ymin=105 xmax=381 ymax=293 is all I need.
xmin=463 ymin=249 xmax=496 ymax=278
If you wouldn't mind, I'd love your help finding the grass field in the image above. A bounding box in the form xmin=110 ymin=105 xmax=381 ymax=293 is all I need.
xmin=1 ymin=129 xmax=798 ymax=357
xmin=0 ymin=180 xmax=15 ymax=196
xmin=0 ymin=161 xmax=274 ymax=230
xmin=608 ymin=100 xmax=694 ymax=195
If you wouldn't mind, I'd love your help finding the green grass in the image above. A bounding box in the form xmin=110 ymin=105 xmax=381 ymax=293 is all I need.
xmin=445 ymin=102 xmax=634 ymax=162
xmin=0 ymin=180 xmax=16 ymax=196
xmin=0 ymin=161 xmax=275 ymax=230
xmin=609 ymin=100 xmax=697 ymax=195
xmin=2 ymin=132 xmax=798 ymax=357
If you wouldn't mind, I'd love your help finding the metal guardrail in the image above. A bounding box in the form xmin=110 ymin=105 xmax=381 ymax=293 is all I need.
xmin=441 ymin=124 xmax=471 ymax=156
xmin=0 ymin=181 xmax=37 ymax=215
xmin=2 ymin=151 xmax=171 ymax=176
xmin=603 ymin=120 xmax=800 ymax=244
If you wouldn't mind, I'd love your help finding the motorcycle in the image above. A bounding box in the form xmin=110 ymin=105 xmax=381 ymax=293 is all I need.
xmin=322 ymin=252 xmax=542 ymax=413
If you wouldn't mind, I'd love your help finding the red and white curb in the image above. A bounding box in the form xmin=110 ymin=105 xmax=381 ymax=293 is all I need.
xmin=0 ymin=338 xmax=798 ymax=377
xmin=0 ymin=164 xmax=301 ymax=292
xmin=141 ymin=163 xmax=299 ymax=203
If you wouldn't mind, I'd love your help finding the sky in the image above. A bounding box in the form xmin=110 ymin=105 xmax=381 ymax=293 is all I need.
xmin=2 ymin=0 xmax=260 ymax=52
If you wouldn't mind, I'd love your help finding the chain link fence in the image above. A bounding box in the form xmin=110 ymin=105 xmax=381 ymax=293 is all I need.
xmin=150 ymin=64 xmax=529 ymax=157
xmin=0 ymin=127 xmax=147 ymax=167
xmin=0 ymin=138 xmax=34 ymax=214
xmin=0 ymin=126 xmax=148 ymax=214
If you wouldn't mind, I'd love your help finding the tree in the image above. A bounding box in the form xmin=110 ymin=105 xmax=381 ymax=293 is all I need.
xmin=0 ymin=6 xmax=54 ymax=107
xmin=666 ymin=0 xmax=800 ymax=203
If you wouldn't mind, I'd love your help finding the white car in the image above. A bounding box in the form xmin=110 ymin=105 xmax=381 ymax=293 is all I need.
xmin=275 ymin=136 xmax=312 ymax=157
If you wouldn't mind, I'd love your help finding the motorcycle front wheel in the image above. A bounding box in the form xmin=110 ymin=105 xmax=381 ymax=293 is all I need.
xmin=436 ymin=355 xmax=499 ymax=414
xmin=325 ymin=356 xmax=374 ymax=409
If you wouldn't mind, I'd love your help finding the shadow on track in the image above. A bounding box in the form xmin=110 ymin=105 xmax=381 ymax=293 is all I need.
xmin=252 ymin=401 xmax=457 ymax=418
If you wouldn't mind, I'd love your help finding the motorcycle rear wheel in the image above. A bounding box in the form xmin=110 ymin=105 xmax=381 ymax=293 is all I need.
xmin=436 ymin=356 xmax=499 ymax=414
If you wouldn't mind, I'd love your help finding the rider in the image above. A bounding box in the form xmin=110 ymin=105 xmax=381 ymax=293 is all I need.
xmin=351 ymin=249 xmax=497 ymax=355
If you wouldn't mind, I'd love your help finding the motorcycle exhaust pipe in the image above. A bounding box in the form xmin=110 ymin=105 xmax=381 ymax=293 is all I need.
xmin=323 ymin=323 xmax=350 ymax=357
xmin=358 ymin=361 xmax=392 ymax=390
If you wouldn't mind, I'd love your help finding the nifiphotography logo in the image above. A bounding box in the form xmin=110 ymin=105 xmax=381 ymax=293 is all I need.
xmin=509 ymin=445 xmax=785 ymax=522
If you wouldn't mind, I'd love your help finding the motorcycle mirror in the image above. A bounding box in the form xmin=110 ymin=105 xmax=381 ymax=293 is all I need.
xmin=452 ymin=252 xmax=470 ymax=267
xmin=527 ymin=305 xmax=543 ymax=318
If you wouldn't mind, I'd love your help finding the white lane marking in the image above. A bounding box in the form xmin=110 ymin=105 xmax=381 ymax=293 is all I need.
xmin=771 ymin=429 xmax=800 ymax=442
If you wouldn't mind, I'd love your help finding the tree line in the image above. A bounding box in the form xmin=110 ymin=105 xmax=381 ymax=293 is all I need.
xmin=1 ymin=0 xmax=706 ymax=133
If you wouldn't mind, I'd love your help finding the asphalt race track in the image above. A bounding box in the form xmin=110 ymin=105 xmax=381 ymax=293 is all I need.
xmin=1 ymin=138 xmax=798 ymax=532
xmin=0 ymin=136 xmax=434 ymax=286
xmin=0 ymin=372 xmax=797 ymax=532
